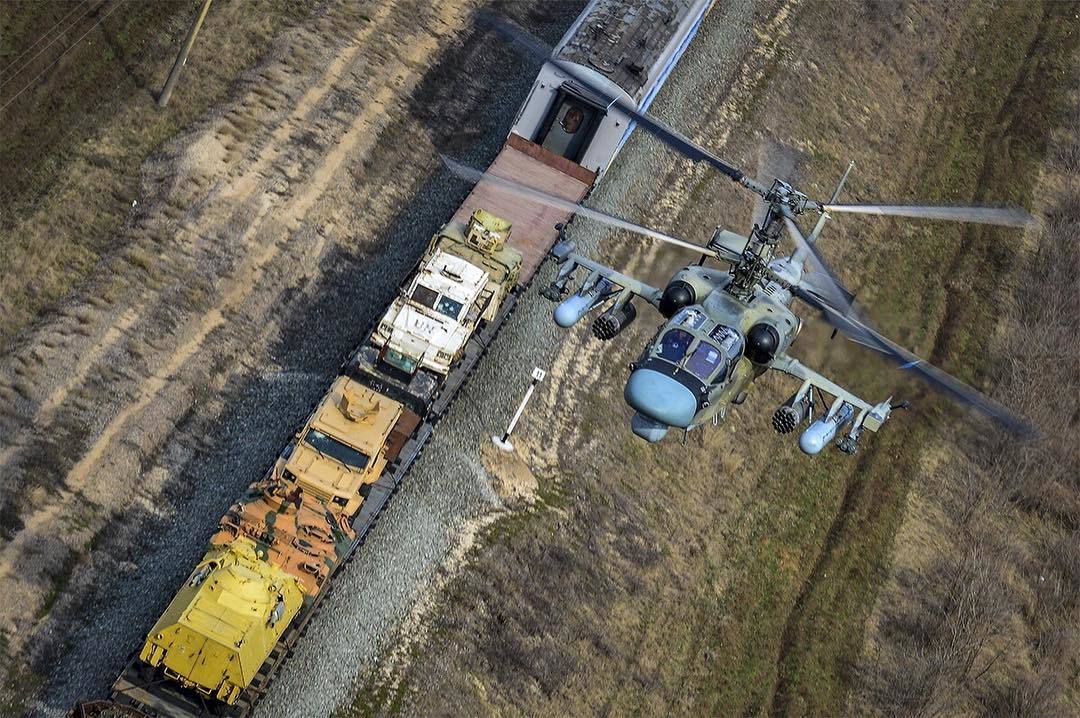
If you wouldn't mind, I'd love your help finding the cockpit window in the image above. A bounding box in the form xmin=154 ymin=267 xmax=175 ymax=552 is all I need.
xmin=434 ymin=295 xmax=464 ymax=320
xmin=672 ymin=307 xmax=707 ymax=330
xmin=685 ymin=342 xmax=724 ymax=379
xmin=657 ymin=329 xmax=694 ymax=362
xmin=710 ymin=325 xmax=744 ymax=356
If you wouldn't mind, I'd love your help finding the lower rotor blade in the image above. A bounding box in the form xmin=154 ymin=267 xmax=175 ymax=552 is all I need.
xmin=440 ymin=155 xmax=726 ymax=259
xmin=800 ymin=271 xmax=855 ymax=308
xmin=792 ymin=286 xmax=1039 ymax=439
xmin=822 ymin=204 xmax=1036 ymax=228
xmin=783 ymin=215 xmax=856 ymax=315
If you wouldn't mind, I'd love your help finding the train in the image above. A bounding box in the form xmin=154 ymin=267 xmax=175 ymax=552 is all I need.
xmin=73 ymin=1 xmax=713 ymax=715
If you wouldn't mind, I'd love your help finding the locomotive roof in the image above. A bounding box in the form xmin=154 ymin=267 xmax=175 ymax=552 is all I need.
xmin=556 ymin=0 xmax=703 ymax=102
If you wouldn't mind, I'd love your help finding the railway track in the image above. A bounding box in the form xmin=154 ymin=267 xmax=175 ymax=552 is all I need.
xmin=71 ymin=2 xmax=714 ymax=715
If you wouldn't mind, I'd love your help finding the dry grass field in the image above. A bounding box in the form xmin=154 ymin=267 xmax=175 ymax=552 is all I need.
xmin=2 ymin=1 xmax=587 ymax=714
xmin=0 ymin=0 xmax=1076 ymax=716
xmin=0 ymin=0 xmax=315 ymax=348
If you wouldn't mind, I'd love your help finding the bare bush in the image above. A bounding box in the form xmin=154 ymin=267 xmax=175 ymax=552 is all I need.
xmin=863 ymin=536 xmax=1014 ymax=717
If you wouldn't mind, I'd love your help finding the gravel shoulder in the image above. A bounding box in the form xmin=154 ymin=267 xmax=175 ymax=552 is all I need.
xmin=11 ymin=0 xmax=1067 ymax=716
xmin=334 ymin=1 xmax=1077 ymax=715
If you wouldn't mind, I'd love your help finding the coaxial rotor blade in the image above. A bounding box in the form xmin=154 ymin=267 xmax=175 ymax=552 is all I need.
xmin=792 ymin=286 xmax=1039 ymax=439
xmin=440 ymin=155 xmax=738 ymax=261
xmin=782 ymin=214 xmax=856 ymax=315
xmin=477 ymin=10 xmax=767 ymax=195
xmin=800 ymin=271 xmax=855 ymax=309
xmin=821 ymin=204 xmax=1036 ymax=228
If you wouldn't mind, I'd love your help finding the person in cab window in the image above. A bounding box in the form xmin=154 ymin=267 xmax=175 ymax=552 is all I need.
xmin=562 ymin=106 xmax=584 ymax=134
xmin=658 ymin=329 xmax=693 ymax=362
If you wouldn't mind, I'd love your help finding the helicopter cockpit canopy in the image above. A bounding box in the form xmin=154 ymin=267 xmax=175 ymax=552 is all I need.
xmin=650 ymin=307 xmax=744 ymax=382
xmin=626 ymin=307 xmax=746 ymax=432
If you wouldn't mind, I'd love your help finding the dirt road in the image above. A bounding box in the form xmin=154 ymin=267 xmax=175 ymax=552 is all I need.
xmin=13 ymin=0 xmax=1068 ymax=714
xmin=1 ymin=1 xmax=587 ymax=714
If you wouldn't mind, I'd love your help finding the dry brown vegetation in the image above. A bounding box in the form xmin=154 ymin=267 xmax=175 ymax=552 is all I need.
xmin=853 ymin=82 xmax=1080 ymax=717
xmin=0 ymin=0 xmax=314 ymax=348
xmin=0 ymin=0 xmax=1074 ymax=715
xmin=2 ymin=0 xmax=534 ymax=713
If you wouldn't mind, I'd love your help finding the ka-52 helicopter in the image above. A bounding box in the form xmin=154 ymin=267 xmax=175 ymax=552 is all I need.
xmin=445 ymin=15 xmax=1039 ymax=454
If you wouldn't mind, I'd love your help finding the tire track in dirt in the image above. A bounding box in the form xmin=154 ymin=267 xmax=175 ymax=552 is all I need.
xmin=52 ymin=0 xmax=463 ymax=500
xmin=0 ymin=0 xmax=395 ymax=453
xmin=32 ymin=4 xmax=586 ymax=712
xmin=769 ymin=5 xmax=1064 ymax=714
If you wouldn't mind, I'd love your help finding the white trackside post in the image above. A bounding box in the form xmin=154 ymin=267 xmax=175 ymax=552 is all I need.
xmin=493 ymin=367 xmax=546 ymax=452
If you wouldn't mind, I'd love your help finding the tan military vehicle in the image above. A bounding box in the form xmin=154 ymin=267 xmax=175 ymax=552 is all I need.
xmin=276 ymin=375 xmax=419 ymax=516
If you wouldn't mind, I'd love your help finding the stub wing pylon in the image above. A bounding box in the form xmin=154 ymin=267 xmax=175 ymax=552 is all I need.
xmin=541 ymin=241 xmax=662 ymax=339
xmin=770 ymin=353 xmax=894 ymax=455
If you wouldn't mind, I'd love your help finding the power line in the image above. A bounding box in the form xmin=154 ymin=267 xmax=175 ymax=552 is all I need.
xmin=0 ymin=1 xmax=90 ymax=78
xmin=0 ymin=0 xmax=126 ymax=113
xmin=0 ymin=3 xmax=161 ymax=206
xmin=1 ymin=1 xmax=94 ymax=86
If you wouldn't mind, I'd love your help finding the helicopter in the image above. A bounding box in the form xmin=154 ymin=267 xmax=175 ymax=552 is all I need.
xmin=444 ymin=15 xmax=1039 ymax=453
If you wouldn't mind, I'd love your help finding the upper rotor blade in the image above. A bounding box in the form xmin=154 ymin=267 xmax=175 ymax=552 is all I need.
xmin=800 ymin=271 xmax=855 ymax=309
xmin=822 ymin=204 xmax=1036 ymax=228
xmin=478 ymin=10 xmax=759 ymax=190
xmin=440 ymin=155 xmax=729 ymax=260
xmin=792 ymin=286 xmax=1039 ymax=439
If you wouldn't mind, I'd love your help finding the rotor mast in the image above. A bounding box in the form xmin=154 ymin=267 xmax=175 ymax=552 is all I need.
xmin=725 ymin=180 xmax=812 ymax=298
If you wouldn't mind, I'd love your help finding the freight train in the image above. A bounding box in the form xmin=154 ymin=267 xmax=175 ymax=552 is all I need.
xmin=73 ymin=2 xmax=713 ymax=715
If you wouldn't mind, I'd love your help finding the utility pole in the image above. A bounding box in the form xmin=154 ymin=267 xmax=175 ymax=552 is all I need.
xmin=492 ymin=367 xmax=546 ymax=452
xmin=157 ymin=0 xmax=213 ymax=108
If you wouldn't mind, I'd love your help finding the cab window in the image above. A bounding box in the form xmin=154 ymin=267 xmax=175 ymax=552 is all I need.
xmin=657 ymin=329 xmax=694 ymax=362
xmin=411 ymin=284 xmax=439 ymax=310
xmin=303 ymin=428 xmax=370 ymax=471
xmin=685 ymin=342 xmax=724 ymax=380
xmin=434 ymin=295 xmax=464 ymax=320
xmin=537 ymin=91 xmax=600 ymax=162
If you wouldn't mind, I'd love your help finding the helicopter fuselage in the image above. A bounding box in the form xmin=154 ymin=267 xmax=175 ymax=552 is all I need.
xmin=624 ymin=263 xmax=802 ymax=442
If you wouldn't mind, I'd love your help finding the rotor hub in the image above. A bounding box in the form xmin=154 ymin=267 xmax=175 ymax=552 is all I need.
xmin=767 ymin=179 xmax=811 ymax=216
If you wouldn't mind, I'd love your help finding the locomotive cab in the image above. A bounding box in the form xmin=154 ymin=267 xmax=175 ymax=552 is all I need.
xmin=536 ymin=89 xmax=603 ymax=162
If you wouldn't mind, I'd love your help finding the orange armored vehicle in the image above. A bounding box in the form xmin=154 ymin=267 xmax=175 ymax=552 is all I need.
xmin=212 ymin=478 xmax=354 ymax=595
xmin=130 ymin=375 xmax=420 ymax=708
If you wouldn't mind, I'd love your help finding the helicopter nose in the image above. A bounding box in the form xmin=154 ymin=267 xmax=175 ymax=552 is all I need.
xmin=624 ymin=369 xmax=698 ymax=428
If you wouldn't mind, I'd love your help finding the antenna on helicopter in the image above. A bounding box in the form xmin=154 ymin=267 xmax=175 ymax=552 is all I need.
xmin=468 ymin=11 xmax=1041 ymax=439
